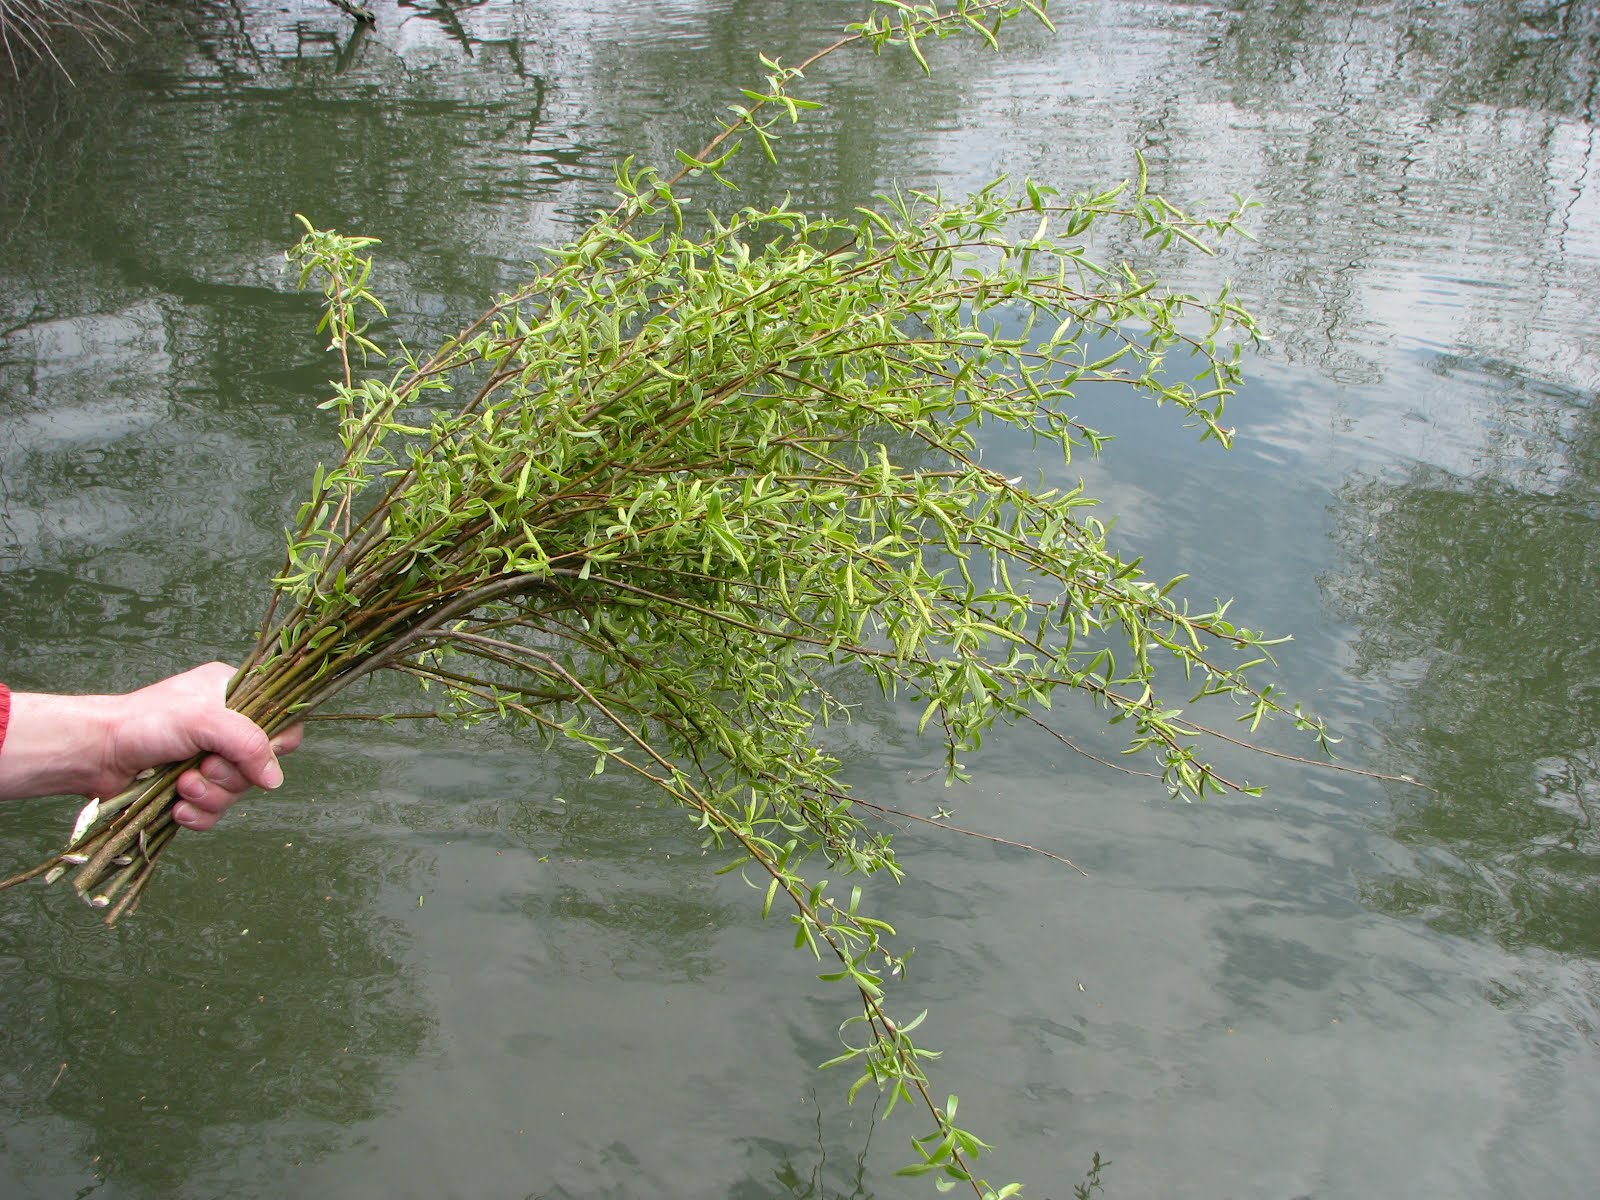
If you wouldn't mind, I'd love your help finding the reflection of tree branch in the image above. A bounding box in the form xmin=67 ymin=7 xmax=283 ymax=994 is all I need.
xmin=771 ymin=1088 xmax=883 ymax=1199
xmin=1329 ymin=389 xmax=1600 ymax=956
xmin=334 ymin=14 xmax=370 ymax=74
xmin=420 ymin=0 xmax=474 ymax=59
xmin=322 ymin=0 xmax=375 ymax=25
xmin=221 ymin=0 xmax=266 ymax=72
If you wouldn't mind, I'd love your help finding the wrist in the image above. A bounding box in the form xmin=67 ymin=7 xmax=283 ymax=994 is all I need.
xmin=0 ymin=691 xmax=120 ymax=801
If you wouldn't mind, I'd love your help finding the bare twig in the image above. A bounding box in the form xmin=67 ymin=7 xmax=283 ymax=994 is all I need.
xmin=847 ymin=796 xmax=1089 ymax=877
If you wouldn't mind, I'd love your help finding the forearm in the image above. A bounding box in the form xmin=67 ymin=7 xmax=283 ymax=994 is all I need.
xmin=0 ymin=690 xmax=120 ymax=801
xmin=0 ymin=665 xmax=296 ymax=827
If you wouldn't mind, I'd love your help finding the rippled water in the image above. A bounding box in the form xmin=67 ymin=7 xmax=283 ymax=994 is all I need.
xmin=2 ymin=2 xmax=1598 ymax=1197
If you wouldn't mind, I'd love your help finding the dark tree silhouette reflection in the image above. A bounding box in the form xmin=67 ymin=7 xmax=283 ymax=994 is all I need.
xmin=0 ymin=795 xmax=434 ymax=1196
xmin=1327 ymin=360 xmax=1600 ymax=956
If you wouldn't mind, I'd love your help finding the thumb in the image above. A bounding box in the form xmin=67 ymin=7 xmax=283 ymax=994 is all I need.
xmin=197 ymin=709 xmax=285 ymax=792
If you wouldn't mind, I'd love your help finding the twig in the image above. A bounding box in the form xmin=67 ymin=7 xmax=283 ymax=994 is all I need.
xmin=1022 ymin=714 xmax=1159 ymax=779
xmin=1169 ymin=717 xmax=1434 ymax=791
xmin=848 ymin=796 xmax=1089 ymax=877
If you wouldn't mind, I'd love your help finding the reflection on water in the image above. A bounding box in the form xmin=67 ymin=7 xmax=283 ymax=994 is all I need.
xmin=1328 ymin=360 xmax=1600 ymax=956
xmin=740 ymin=1114 xmax=1106 ymax=1200
xmin=928 ymin=0 xmax=1600 ymax=394
xmin=3 ymin=0 xmax=1600 ymax=1197
xmin=0 ymin=816 xmax=432 ymax=1195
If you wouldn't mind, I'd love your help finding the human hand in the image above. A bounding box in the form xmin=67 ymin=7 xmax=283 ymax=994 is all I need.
xmin=0 ymin=663 xmax=302 ymax=828
xmin=99 ymin=663 xmax=303 ymax=830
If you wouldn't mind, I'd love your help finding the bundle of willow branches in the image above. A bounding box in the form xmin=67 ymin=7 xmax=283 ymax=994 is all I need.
xmin=3 ymin=3 xmax=1331 ymax=1193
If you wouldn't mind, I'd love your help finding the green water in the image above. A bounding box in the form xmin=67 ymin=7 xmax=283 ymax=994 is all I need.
xmin=2 ymin=2 xmax=1597 ymax=1196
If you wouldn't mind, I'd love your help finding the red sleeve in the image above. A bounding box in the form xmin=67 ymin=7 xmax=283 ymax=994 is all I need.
xmin=0 ymin=682 xmax=10 ymax=758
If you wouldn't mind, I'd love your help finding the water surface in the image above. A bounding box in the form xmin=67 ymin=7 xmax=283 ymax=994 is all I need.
xmin=2 ymin=2 xmax=1598 ymax=1197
